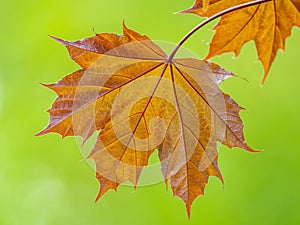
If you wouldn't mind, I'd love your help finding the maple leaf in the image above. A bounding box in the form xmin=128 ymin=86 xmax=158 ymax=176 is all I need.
xmin=38 ymin=22 xmax=256 ymax=216
xmin=182 ymin=0 xmax=300 ymax=82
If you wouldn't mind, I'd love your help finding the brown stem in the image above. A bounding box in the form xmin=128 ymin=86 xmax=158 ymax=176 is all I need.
xmin=168 ymin=0 xmax=272 ymax=62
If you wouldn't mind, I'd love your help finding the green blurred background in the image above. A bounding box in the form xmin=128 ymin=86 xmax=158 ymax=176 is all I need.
xmin=1 ymin=0 xmax=300 ymax=224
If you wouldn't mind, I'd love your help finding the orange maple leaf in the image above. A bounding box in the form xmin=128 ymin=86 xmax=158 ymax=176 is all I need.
xmin=182 ymin=0 xmax=300 ymax=82
xmin=38 ymin=23 xmax=256 ymax=216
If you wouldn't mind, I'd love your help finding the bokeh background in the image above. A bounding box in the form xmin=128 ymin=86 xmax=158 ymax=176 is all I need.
xmin=1 ymin=0 xmax=300 ymax=224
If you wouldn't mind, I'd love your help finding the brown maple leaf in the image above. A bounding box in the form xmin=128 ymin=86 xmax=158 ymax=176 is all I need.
xmin=182 ymin=0 xmax=300 ymax=82
xmin=38 ymin=22 xmax=256 ymax=216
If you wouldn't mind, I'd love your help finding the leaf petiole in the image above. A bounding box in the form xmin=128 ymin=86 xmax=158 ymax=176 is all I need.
xmin=168 ymin=0 xmax=272 ymax=61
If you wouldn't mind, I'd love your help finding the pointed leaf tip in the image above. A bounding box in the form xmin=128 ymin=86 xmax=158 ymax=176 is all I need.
xmin=49 ymin=35 xmax=68 ymax=45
